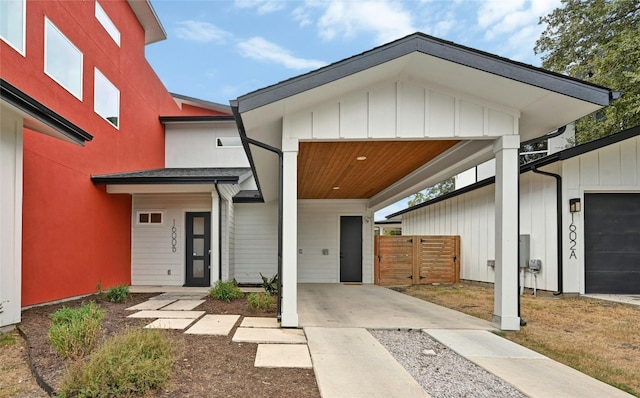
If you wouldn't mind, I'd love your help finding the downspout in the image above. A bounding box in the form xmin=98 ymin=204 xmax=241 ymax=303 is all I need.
xmin=214 ymin=183 xmax=223 ymax=282
xmin=521 ymin=126 xmax=567 ymax=147
xmin=530 ymin=166 xmax=563 ymax=295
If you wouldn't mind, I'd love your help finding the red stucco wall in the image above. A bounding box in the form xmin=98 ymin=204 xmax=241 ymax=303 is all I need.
xmin=0 ymin=0 xmax=210 ymax=305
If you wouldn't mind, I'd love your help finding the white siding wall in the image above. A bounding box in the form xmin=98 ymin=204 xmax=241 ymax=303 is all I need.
xmin=164 ymin=121 xmax=249 ymax=168
xmin=403 ymin=165 xmax=560 ymax=291
xmin=132 ymin=194 xmax=212 ymax=285
xmin=402 ymin=134 xmax=640 ymax=294
xmin=298 ymin=200 xmax=374 ymax=283
xmin=218 ymin=185 xmax=239 ymax=281
xmin=234 ymin=201 xmax=278 ymax=283
xmin=562 ymin=135 xmax=640 ymax=293
xmin=283 ymin=80 xmax=519 ymax=140
xmin=0 ymin=109 xmax=23 ymax=327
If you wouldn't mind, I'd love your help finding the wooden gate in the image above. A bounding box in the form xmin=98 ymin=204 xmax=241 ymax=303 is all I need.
xmin=374 ymin=235 xmax=460 ymax=286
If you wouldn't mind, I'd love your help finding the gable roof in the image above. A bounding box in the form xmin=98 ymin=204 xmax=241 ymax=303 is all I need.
xmin=235 ymin=32 xmax=615 ymax=113
xmin=127 ymin=0 xmax=166 ymax=44
xmin=1 ymin=78 xmax=93 ymax=146
xmin=387 ymin=124 xmax=640 ymax=218
xmin=171 ymin=93 xmax=232 ymax=115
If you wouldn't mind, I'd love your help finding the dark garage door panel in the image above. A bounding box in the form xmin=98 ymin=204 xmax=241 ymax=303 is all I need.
xmin=584 ymin=193 xmax=640 ymax=294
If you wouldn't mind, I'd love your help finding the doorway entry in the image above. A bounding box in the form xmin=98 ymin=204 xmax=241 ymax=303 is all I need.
xmin=340 ymin=216 xmax=362 ymax=282
xmin=185 ymin=212 xmax=211 ymax=287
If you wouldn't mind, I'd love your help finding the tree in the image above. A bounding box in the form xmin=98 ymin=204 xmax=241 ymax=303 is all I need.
xmin=407 ymin=178 xmax=455 ymax=207
xmin=535 ymin=0 xmax=640 ymax=144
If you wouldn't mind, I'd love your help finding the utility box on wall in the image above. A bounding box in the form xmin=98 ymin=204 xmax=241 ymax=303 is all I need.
xmin=519 ymin=235 xmax=530 ymax=268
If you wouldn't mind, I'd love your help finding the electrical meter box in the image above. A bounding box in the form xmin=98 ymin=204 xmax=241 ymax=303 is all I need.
xmin=529 ymin=259 xmax=542 ymax=272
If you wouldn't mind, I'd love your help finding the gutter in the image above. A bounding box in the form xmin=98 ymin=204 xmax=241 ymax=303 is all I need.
xmin=530 ymin=166 xmax=563 ymax=295
xmin=230 ymin=102 xmax=284 ymax=322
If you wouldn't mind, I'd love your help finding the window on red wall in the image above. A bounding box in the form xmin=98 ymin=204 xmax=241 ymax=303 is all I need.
xmin=94 ymin=68 xmax=120 ymax=128
xmin=44 ymin=18 xmax=83 ymax=100
xmin=0 ymin=0 xmax=25 ymax=54
xmin=95 ymin=1 xmax=120 ymax=46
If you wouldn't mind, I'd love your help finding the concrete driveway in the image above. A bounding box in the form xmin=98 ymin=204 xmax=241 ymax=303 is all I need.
xmin=298 ymin=283 xmax=492 ymax=329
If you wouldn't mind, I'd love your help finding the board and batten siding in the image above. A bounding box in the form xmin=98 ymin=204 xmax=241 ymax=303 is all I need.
xmin=218 ymin=185 xmax=239 ymax=281
xmin=0 ymin=109 xmax=23 ymax=327
xmin=298 ymin=200 xmax=374 ymax=283
xmin=402 ymin=166 xmax=560 ymax=291
xmin=131 ymin=194 xmax=212 ymax=285
xmin=234 ymin=201 xmax=278 ymax=283
xmin=561 ymin=135 xmax=640 ymax=293
xmin=283 ymin=80 xmax=519 ymax=141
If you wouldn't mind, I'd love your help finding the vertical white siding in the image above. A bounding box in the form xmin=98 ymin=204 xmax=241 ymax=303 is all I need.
xmin=298 ymin=200 xmax=374 ymax=283
xmin=234 ymin=201 xmax=278 ymax=283
xmin=0 ymin=110 xmax=23 ymax=327
xmin=217 ymin=185 xmax=239 ymax=281
xmin=402 ymin=134 xmax=640 ymax=294
xmin=131 ymin=194 xmax=211 ymax=285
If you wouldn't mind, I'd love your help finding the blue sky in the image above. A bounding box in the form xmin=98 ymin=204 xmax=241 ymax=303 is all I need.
xmin=145 ymin=0 xmax=563 ymax=218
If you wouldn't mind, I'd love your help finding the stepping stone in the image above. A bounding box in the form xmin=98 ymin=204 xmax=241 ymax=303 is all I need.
xmin=185 ymin=315 xmax=240 ymax=335
xmin=126 ymin=299 xmax=176 ymax=311
xmin=255 ymin=344 xmax=312 ymax=369
xmin=161 ymin=300 xmax=205 ymax=311
xmin=153 ymin=293 xmax=206 ymax=301
xmin=128 ymin=310 xmax=205 ymax=319
xmin=144 ymin=318 xmax=195 ymax=330
xmin=232 ymin=328 xmax=307 ymax=344
xmin=240 ymin=317 xmax=280 ymax=328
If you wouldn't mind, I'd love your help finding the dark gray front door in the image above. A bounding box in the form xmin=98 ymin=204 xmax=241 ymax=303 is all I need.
xmin=585 ymin=193 xmax=640 ymax=293
xmin=340 ymin=216 xmax=362 ymax=282
xmin=185 ymin=212 xmax=211 ymax=287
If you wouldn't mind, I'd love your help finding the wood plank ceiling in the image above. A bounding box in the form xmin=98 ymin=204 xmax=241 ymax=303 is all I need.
xmin=298 ymin=140 xmax=460 ymax=199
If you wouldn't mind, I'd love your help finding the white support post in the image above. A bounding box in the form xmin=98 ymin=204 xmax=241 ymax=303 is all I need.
xmin=281 ymin=138 xmax=299 ymax=327
xmin=493 ymin=135 xmax=521 ymax=331
xmin=210 ymin=191 xmax=220 ymax=284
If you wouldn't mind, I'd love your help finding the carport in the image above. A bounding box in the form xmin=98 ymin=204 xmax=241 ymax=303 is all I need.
xmin=231 ymin=33 xmax=614 ymax=330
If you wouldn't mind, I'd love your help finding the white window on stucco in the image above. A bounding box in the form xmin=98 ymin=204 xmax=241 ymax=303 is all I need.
xmin=44 ymin=18 xmax=83 ymax=100
xmin=0 ymin=0 xmax=25 ymax=54
xmin=95 ymin=1 xmax=120 ymax=46
xmin=94 ymin=68 xmax=120 ymax=128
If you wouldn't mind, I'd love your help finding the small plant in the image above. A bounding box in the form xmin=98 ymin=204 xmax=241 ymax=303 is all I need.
xmin=103 ymin=285 xmax=129 ymax=303
xmin=59 ymin=328 xmax=173 ymax=398
xmin=0 ymin=331 xmax=16 ymax=347
xmin=245 ymin=292 xmax=275 ymax=312
xmin=260 ymin=273 xmax=278 ymax=295
xmin=48 ymin=302 xmax=106 ymax=359
xmin=209 ymin=280 xmax=244 ymax=302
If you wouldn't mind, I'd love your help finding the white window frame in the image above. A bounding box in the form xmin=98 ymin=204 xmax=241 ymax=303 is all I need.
xmin=136 ymin=211 xmax=165 ymax=226
xmin=216 ymin=137 xmax=243 ymax=147
xmin=94 ymin=68 xmax=120 ymax=129
xmin=95 ymin=1 xmax=120 ymax=46
xmin=44 ymin=18 xmax=83 ymax=100
xmin=0 ymin=0 xmax=26 ymax=55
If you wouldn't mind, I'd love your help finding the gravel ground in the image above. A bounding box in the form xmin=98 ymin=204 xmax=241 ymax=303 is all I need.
xmin=370 ymin=329 xmax=527 ymax=398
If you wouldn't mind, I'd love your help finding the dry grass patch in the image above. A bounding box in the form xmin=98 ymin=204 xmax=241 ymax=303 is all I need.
xmin=400 ymin=284 xmax=640 ymax=396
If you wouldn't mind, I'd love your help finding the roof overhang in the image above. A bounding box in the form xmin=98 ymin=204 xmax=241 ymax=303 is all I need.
xmin=127 ymin=0 xmax=166 ymax=45
xmin=170 ymin=93 xmax=232 ymax=115
xmin=92 ymin=167 xmax=251 ymax=194
xmin=232 ymin=33 xmax=614 ymax=207
xmin=1 ymin=78 xmax=93 ymax=146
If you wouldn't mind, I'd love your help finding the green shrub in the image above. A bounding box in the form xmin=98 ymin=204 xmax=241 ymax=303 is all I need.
xmin=245 ymin=292 xmax=275 ymax=312
xmin=103 ymin=285 xmax=129 ymax=303
xmin=260 ymin=273 xmax=278 ymax=295
xmin=209 ymin=280 xmax=244 ymax=302
xmin=48 ymin=302 xmax=106 ymax=359
xmin=59 ymin=328 xmax=173 ymax=398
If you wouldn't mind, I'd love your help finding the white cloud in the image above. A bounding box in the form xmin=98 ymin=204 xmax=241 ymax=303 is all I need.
xmin=234 ymin=0 xmax=286 ymax=14
xmin=296 ymin=0 xmax=416 ymax=44
xmin=236 ymin=37 xmax=327 ymax=70
xmin=175 ymin=21 xmax=232 ymax=44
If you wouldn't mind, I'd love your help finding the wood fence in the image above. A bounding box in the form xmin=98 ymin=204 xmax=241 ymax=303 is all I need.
xmin=374 ymin=235 xmax=460 ymax=286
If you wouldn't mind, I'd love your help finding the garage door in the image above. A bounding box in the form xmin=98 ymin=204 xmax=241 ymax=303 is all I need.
xmin=584 ymin=193 xmax=640 ymax=293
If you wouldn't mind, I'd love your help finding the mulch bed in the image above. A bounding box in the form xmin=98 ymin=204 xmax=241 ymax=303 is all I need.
xmin=19 ymin=293 xmax=320 ymax=397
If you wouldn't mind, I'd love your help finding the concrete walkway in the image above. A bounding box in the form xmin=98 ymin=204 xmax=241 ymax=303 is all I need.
xmin=298 ymin=284 xmax=634 ymax=398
